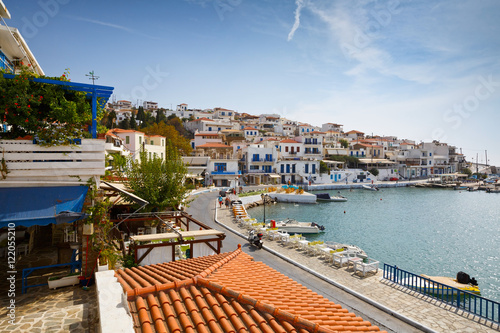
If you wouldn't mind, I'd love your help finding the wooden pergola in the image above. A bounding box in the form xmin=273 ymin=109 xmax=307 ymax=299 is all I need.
xmin=115 ymin=211 xmax=226 ymax=265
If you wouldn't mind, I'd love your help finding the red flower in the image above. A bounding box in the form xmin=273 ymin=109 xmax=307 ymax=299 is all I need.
xmin=25 ymin=119 xmax=28 ymax=122
xmin=28 ymin=105 xmax=30 ymax=108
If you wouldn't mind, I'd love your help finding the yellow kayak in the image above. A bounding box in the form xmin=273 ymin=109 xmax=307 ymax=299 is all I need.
xmin=420 ymin=275 xmax=481 ymax=295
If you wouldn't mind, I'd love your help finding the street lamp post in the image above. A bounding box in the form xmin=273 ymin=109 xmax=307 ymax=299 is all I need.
xmin=261 ymin=193 xmax=268 ymax=224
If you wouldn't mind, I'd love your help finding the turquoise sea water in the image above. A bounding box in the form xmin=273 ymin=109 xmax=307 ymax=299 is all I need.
xmin=248 ymin=187 xmax=500 ymax=301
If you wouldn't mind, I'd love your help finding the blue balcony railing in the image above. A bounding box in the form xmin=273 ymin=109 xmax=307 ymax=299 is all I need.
xmin=211 ymin=171 xmax=241 ymax=175
xmin=251 ymin=158 xmax=274 ymax=162
xmin=383 ymin=264 xmax=500 ymax=324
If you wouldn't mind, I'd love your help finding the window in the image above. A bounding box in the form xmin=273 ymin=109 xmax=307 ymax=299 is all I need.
xmin=150 ymin=140 xmax=154 ymax=145
xmin=292 ymin=164 xmax=296 ymax=173
xmin=305 ymin=164 xmax=309 ymax=173
xmin=126 ymin=136 xmax=130 ymax=144
xmin=162 ymin=139 xmax=165 ymax=147
xmin=286 ymin=164 xmax=290 ymax=173
xmin=214 ymin=163 xmax=227 ymax=172
xmin=139 ymin=136 xmax=142 ymax=145
xmin=285 ymin=146 xmax=289 ymax=153
xmin=265 ymin=154 xmax=272 ymax=162
xmin=208 ymin=127 xmax=212 ymax=131
xmin=250 ymin=165 xmax=259 ymax=170
xmin=297 ymin=147 xmax=300 ymax=153
xmin=253 ymin=154 xmax=260 ymax=162
xmin=281 ymin=164 xmax=284 ymax=173
xmin=312 ymin=164 xmax=316 ymax=174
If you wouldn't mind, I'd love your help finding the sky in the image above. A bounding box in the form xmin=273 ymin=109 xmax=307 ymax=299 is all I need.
xmin=4 ymin=0 xmax=500 ymax=166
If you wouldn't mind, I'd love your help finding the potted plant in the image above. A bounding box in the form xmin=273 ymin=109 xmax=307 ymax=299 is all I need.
xmin=47 ymin=272 xmax=80 ymax=289
xmin=98 ymin=248 xmax=119 ymax=271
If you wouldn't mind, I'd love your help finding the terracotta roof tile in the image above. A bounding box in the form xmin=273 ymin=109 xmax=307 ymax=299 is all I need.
xmin=116 ymin=248 xmax=385 ymax=333
xmin=196 ymin=143 xmax=231 ymax=148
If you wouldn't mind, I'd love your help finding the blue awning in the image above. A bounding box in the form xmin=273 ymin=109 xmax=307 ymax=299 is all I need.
xmin=0 ymin=186 xmax=89 ymax=227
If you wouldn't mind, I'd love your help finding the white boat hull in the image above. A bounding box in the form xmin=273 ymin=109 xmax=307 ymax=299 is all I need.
xmin=317 ymin=196 xmax=347 ymax=202
xmin=362 ymin=185 xmax=379 ymax=191
xmin=271 ymin=219 xmax=325 ymax=234
xmin=275 ymin=225 xmax=322 ymax=234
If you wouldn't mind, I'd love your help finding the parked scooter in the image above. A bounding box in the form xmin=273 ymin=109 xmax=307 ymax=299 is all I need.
xmin=248 ymin=229 xmax=263 ymax=249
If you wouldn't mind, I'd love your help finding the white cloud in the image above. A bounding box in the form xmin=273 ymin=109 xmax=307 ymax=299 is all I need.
xmin=287 ymin=0 xmax=306 ymax=41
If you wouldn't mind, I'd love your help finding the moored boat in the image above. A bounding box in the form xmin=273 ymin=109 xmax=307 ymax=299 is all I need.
xmin=401 ymin=271 xmax=480 ymax=295
xmin=268 ymin=218 xmax=325 ymax=234
xmin=316 ymin=193 xmax=347 ymax=202
xmin=362 ymin=185 xmax=379 ymax=191
xmin=324 ymin=241 xmax=367 ymax=258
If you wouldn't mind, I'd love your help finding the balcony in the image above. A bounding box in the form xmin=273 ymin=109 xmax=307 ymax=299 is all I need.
xmin=211 ymin=171 xmax=241 ymax=175
xmin=251 ymin=158 xmax=274 ymax=163
xmin=0 ymin=139 xmax=105 ymax=184
xmin=304 ymin=151 xmax=321 ymax=155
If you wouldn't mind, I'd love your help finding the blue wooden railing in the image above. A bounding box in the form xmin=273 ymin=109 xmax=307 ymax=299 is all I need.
xmin=383 ymin=264 xmax=500 ymax=324
xmin=22 ymin=249 xmax=81 ymax=294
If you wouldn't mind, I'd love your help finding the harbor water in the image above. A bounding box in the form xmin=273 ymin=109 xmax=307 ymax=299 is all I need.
xmin=248 ymin=187 xmax=500 ymax=302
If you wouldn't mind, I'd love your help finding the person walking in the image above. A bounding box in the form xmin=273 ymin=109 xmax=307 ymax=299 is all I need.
xmin=225 ymin=197 xmax=230 ymax=209
xmin=218 ymin=195 xmax=223 ymax=208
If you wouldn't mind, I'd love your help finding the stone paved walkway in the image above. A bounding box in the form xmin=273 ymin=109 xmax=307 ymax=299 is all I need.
xmin=0 ymin=243 xmax=97 ymax=333
xmin=216 ymin=203 xmax=500 ymax=333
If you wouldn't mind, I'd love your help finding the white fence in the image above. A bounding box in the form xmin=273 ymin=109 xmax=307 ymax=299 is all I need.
xmin=0 ymin=139 xmax=105 ymax=185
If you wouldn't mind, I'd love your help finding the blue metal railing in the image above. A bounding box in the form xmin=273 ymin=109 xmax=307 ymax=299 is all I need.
xmin=383 ymin=264 xmax=500 ymax=324
xmin=22 ymin=249 xmax=81 ymax=294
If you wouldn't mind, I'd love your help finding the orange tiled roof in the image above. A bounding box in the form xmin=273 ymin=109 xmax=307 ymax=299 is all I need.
xmin=196 ymin=143 xmax=231 ymax=148
xmin=191 ymin=117 xmax=212 ymax=122
xmin=116 ymin=247 xmax=384 ymax=333
xmin=195 ymin=133 xmax=220 ymax=137
xmin=108 ymin=128 xmax=145 ymax=135
xmin=280 ymin=139 xmax=300 ymax=144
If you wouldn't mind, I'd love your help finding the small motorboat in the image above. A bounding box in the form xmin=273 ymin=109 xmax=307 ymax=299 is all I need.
xmin=316 ymin=193 xmax=347 ymax=202
xmin=362 ymin=185 xmax=379 ymax=191
xmin=267 ymin=218 xmax=325 ymax=234
xmin=454 ymin=185 xmax=468 ymax=190
xmin=324 ymin=241 xmax=367 ymax=258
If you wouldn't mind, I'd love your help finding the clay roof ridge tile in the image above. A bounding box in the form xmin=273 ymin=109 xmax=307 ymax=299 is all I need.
xmin=127 ymin=282 xmax=176 ymax=301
